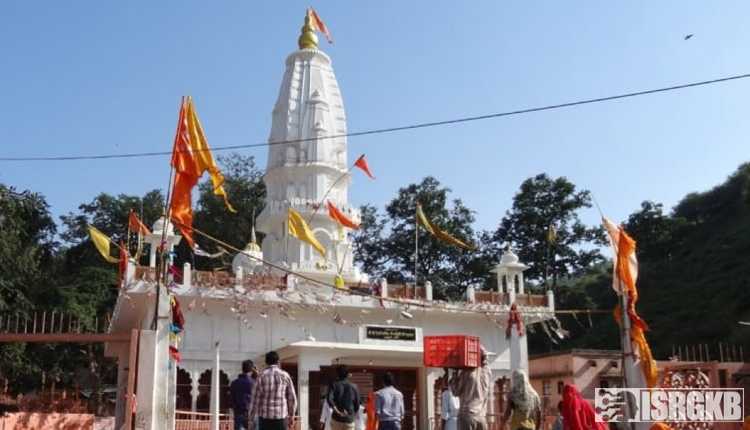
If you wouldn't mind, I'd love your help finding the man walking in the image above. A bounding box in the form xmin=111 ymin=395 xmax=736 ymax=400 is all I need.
xmin=375 ymin=373 xmax=404 ymax=430
xmin=230 ymin=359 xmax=258 ymax=430
xmin=326 ymin=365 xmax=361 ymax=430
xmin=249 ymin=351 xmax=298 ymax=430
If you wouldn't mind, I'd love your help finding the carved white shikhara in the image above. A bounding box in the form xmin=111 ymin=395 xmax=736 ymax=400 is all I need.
xmin=257 ymin=47 xmax=364 ymax=283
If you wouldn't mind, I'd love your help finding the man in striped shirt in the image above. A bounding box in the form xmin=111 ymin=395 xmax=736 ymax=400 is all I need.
xmin=249 ymin=351 xmax=298 ymax=430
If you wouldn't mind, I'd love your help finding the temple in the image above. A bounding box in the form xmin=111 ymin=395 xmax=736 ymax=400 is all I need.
xmin=104 ymin=13 xmax=556 ymax=430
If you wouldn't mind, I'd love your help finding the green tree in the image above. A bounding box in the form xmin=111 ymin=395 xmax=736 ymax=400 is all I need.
xmin=493 ymin=174 xmax=605 ymax=289
xmin=353 ymin=177 xmax=485 ymax=299
xmin=0 ymin=185 xmax=58 ymax=311
xmin=59 ymin=189 xmax=165 ymax=269
xmin=190 ymin=154 xmax=266 ymax=269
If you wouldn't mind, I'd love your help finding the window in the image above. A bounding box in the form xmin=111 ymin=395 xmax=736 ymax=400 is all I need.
xmin=543 ymin=380 xmax=551 ymax=396
xmin=557 ymin=381 xmax=564 ymax=394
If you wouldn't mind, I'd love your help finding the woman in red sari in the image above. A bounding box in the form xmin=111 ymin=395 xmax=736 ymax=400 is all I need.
xmin=560 ymin=384 xmax=607 ymax=430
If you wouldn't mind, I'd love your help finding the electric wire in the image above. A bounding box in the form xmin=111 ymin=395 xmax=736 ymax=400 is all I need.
xmin=2 ymin=72 xmax=749 ymax=162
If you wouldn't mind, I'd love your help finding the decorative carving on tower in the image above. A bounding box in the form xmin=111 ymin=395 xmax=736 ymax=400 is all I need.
xmin=256 ymin=14 xmax=365 ymax=284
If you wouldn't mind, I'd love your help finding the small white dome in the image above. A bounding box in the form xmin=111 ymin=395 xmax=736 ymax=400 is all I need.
xmin=500 ymin=249 xmax=520 ymax=265
xmin=232 ymin=248 xmax=263 ymax=275
xmin=152 ymin=216 xmax=174 ymax=236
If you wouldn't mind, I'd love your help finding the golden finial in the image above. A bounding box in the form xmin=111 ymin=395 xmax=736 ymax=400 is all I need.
xmin=298 ymin=10 xmax=318 ymax=50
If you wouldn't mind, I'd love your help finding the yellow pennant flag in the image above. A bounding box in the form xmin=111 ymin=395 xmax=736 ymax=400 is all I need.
xmin=288 ymin=208 xmax=326 ymax=257
xmin=416 ymin=203 xmax=474 ymax=250
xmin=185 ymin=97 xmax=236 ymax=213
xmin=87 ymin=226 xmax=119 ymax=263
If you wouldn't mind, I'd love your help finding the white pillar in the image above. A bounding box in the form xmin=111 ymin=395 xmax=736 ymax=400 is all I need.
xmin=380 ymin=279 xmax=388 ymax=299
xmin=466 ymin=285 xmax=476 ymax=303
xmin=547 ymin=290 xmax=555 ymax=312
xmin=297 ymin=366 xmax=309 ymax=430
xmin=183 ymin=263 xmax=191 ymax=288
xmin=518 ymin=273 xmax=525 ymax=294
xmin=149 ymin=246 xmax=157 ymax=268
xmin=421 ymin=368 xmax=441 ymax=430
xmin=508 ymin=278 xmax=516 ymax=304
xmin=126 ymin=260 xmax=136 ymax=286
xmin=210 ymin=342 xmax=221 ymax=430
xmin=509 ymin=327 xmax=528 ymax=372
xmin=191 ymin=371 xmax=201 ymax=413
xmin=135 ymin=285 xmax=173 ymax=429
xmin=425 ymin=281 xmax=433 ymax=301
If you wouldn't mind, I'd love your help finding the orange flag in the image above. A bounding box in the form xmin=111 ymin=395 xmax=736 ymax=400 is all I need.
xmin=169 ymin=97 xmax=234 ymax=248
xmin=327 ymin=200 xmax=359 ymax=229
xmin=354 ymin=154 xmax=375 ymax=179
xmin=603 ymin=217 xmax=658 ymax=389
xmin=308 ymin=8 xmax=333 ymax=43
xmin=128 ymin=210 xmax=151 ymax=236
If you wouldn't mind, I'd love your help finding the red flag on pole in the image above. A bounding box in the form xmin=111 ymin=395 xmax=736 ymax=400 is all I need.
xmin=308 ymin=8 xmax=333 ymax=43
xmin=354 ymin=154 xmax=375 ymax=179
xmin=326 ymin=200 xmax=360 ymax=229
xmin=128 ymin=210 xmax=151 ymax=236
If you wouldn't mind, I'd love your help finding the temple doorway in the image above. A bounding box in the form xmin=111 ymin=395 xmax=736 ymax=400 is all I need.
xmin=308 ymin=367 xmax=419 ymax=430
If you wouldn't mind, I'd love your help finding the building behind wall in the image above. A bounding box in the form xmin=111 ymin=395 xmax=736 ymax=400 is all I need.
xmin=529 ymin=348 xmax=750 ymax=429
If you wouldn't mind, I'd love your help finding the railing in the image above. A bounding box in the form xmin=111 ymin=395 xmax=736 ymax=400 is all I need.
xmin=474 ymin=291 xmax=547 ymax=307
xmin=131 ymin=266 xmax=550 ymax=308
xmin=133 ymin=267 xmax=287 ymax=290
xmin=174 ymin=412 xmax=302 ymax=430
xmin=388 ymin=285 xmax=426 ymax=300
xmin=175 ymin=411 xmax=232 ymax=430
xmin=0 ymin=311 xmax=111 ymax=335
xmin=430 ymin=414 xmax=505 ymax=430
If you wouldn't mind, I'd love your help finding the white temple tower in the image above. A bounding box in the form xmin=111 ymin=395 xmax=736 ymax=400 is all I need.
xmin=256 ymin=14 xmax=365 ymax=284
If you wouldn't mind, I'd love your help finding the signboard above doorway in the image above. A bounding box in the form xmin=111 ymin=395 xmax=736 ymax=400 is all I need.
xmin=359 ymin=325 xmax=422 ymax=347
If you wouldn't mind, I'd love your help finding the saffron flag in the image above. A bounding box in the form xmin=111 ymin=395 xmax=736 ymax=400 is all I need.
xmin=170 ymin=97 xmax=235 ymax=248
xmin=354 ymin=154 xmax=375 ymax=179
xmin=128 ymin=210 xmax=151 ymax=236
xmin=416 ymin=203 xmax=474 ymax=250
xmin=308 ymin=7 xmax=333 ymax=43
xmin=327 ymin=200 xmax=359 ymax=229
xmin=288 ymin=208 xmax=326 ymax=257
xmin=87 ymin=226 xmax=119 ymax=263
xmin=602 ymin=217 xmax=658 ymax=389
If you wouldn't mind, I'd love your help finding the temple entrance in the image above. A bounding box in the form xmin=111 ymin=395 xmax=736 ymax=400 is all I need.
xmin=309 ymin=367 xmax=419 ymax=430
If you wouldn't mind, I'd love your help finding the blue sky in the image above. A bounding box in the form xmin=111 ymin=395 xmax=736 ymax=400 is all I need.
xmin=2 ymin=2 xmax=749 ymax=236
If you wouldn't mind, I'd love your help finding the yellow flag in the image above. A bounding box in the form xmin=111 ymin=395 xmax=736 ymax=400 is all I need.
xmin=87 ymin=226 xmax=119 ymax=263
xmin=416 ymin=204 xmax=436 ymax=235
xmin=185 ymin=97 xmax=236 ymax=213
xmin=288 ymin=208 xmax=326 ymax=257
xmin=416 ymin=203 xmax=474 ymax=250
xmin=547 ymin=223 xmax=557 ymax=244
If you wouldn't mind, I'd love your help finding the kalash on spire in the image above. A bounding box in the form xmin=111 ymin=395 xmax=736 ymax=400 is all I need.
xmin=255 ymin=9 xmax=367 ymax=285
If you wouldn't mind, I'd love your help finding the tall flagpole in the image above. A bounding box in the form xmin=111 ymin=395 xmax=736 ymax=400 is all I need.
xmin=152 ymin=96 xmax=183 ymax=330
xmin=414 ymin=203 xmax=419 ymax=297
xmin=619 ymin=280 xmax=636 ymax=430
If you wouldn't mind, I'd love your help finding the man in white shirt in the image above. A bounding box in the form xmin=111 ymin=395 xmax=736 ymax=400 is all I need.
xmin=441 ymin=379 xmax=460 ymax=430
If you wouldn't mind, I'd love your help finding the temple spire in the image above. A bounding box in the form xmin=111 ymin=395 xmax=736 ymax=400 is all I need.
xmin=298 ymin=10 xmax=319 ymax=50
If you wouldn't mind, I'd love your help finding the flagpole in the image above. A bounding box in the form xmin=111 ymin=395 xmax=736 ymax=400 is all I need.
xmin=152 ymin=96 xmax=184 ymax=330
xmin=414 ymin=203 xmax=419 ymax=297
xmin=619 ymin=284 xmax=636 ymax=430
xmin=152 ymin=165 xmax=175 ymax=330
